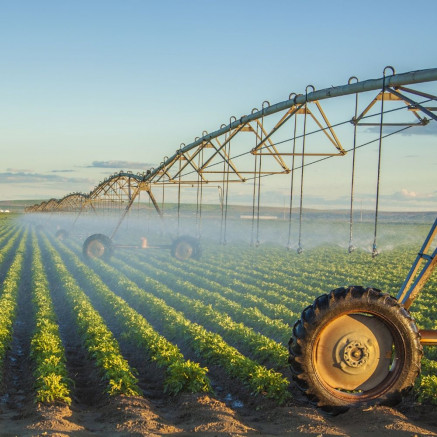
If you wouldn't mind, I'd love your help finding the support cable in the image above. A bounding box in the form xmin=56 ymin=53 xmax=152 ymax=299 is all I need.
xmin=373 ymin=67 xmax=394 ymax=257
xmin=251 ymin=124 xmax=259 ymax=247
xmin=161 ymin=157 xmax=167 ymax=213
xmin=245 ymin=123 xmax=414 ymax=183
xmin=222 ymin=117 xmax=236 ymax=244
xmin=161 ymin=158 xmax=168 ymax=236
xmin=256 ymin=102 xmax=269 ymax=246
xmin=198 ymin=147 xmax=204 ymax=239
xmin=223 ymin=138 xmax=231 ymax=245
xmin=177 ymin=98 xmax=432 ymax=182
xmin=177 ymin=147 xmax=183 ymax=236
xmin=256 ymin=140 xmax=263 ymax=247
xmin=297 ymin=87 xmax=313 ymax=254
xmin=220 ymin=134 xmax=227 ymax=244
xmin=196 ymin=149 xmax=201 ymax=236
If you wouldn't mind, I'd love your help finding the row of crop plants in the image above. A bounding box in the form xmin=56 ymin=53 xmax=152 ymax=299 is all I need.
xmin=0 ymin=224 xmax=24 ymax=273
xmin=151 ymin=242 xmax=435 ymax=329
xmin=110 ymin=256 xmax=288 ymax=370
xmin=30 ymin=232 xmax=72 ymax=404
xmin=38 ymin=233 xmax=142 ymax=397
xmin=129 ymin=239 xmax=437 ymax=405
xmin=46 ymin=234 xmax=212 ymax=395
xmin=116 ymin=241 xmax=437 ymax=343
xmin=0 ymin=229 xmax=27 ymax=386
xmin=139 ymin=246 xmax=337 ymax=308
xmin=207 ymin=244 xmax=415 ymax=294
xmin=0 ymin=222 xmax=17 ymax=245
xmin=144 ymin=254 xmax=299 ymax=322
xmin=0 ymin=226 xmax=71 ymax=404
xmin=188 ymin=242 xmax=436 ymax=331
xmin=180 ymin=243 xmax=389 ymax=289
xmin=0 ymin=217 xmax=16 ymax=239
xmin=59 ymin=238 xmax=290 ymax=403
xmin=3 ymin=217 xmax=435 ymax=406
xmin=121 ymin=251 xmax=292 ymax=344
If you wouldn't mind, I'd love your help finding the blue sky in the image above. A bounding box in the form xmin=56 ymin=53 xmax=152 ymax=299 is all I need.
xmin=1 ymin=0 xmax=436 ymax=210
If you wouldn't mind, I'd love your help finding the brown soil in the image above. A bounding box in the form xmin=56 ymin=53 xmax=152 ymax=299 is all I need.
xmin=1 ymin=393 xmax=437 ymax=436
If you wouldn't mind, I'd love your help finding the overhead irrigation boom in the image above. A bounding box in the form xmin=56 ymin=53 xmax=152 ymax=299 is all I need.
xmin=148 ymin=67 xmax=437 ymax=183
xmin=27 ymin=67 xmax=437 ymax=257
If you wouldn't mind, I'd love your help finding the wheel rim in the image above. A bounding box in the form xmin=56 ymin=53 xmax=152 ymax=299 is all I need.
xmin=174 ymin=241 xmax=193 ymax=260
xmin=314 ymin=312 xmax=402 ymax=399
xmin=86 ymin=240 xmax=105 ymax=258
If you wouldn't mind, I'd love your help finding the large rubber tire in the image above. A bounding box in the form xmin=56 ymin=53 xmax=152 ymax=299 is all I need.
xmin=82 ymin=234 xmax=113 ymax=261
xmin=289 ymin=286 xmax=422 ymax=411
xmin=171 ymin=236 xmax=202 ymax=260
xmin=55 ymin=229 xmax=69 ymax=240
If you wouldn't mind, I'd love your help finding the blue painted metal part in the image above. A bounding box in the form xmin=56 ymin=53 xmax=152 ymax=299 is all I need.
xmin=397 ymin=218 xmax=437 ymax=308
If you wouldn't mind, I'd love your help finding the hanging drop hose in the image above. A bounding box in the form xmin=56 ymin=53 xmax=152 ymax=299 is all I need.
xmin=348 ymin=77 xmax=359 ymax=253
xmin=251 ymin=141 xmax=258 ymax=247
xmin=160 ymin=158 xmax=168 ymax=236
xmin=219 ymin=133 xmax=227 ymax=244
xmin=223 ymin=140 xmax=231 ymax=245
xmin=297 ymin=113 xmax=306 ymax=254
xmin=161 ymin=157 xmax=167 ymax=213
xmin=256 ymin=103 xmax=269 ymax=247
xmin=198 ymin=147 xmax=204 ymax=239
xmin=222 ymin=116 xmax=235 ymax=245
xmin=196 ymin=150 xmax=201 ymax=237
xmin=177 ymin=147 xmax=183 ymax=236
xmin=297 ymin=88 xmax=313 ymax=254
xmin=287 ymin=103 xmax=298 ymax=251
xmin=256 ymin=149 xmax=262 ymax=247
xmin=372 ymin=67 xmax=394 ymax=257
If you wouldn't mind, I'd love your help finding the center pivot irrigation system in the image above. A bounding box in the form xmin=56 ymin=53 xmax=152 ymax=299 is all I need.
xmin=27 ymin=67 xmax=437 ymax=409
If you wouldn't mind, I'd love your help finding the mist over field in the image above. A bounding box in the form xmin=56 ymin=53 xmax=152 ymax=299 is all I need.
xmin=21 ymin=206 xmax=436 ymax=255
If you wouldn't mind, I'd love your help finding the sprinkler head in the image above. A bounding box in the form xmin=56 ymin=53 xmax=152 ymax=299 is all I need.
xmin=348 ymin=244 xmax=356 ymax=254
xmin=297 ymin=246 xmax=303 ymax=254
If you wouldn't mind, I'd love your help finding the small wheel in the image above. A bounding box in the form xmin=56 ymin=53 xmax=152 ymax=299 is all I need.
xmin=82 ymin=234 xmax=113 ymax=261
xmin=289 ymin=286 xmax=422 ymax=410
xmin=171 ymin=236 xmax=201 ymax=260
xmin=55 ymin=229 xmax=69 ymax=240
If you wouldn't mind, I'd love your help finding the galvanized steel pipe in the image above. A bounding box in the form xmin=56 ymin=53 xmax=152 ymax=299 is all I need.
xmin=150 ymin=68 xmax=437 ymax=181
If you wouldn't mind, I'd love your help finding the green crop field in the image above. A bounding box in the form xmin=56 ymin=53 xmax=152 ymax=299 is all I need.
xmin=0 ymin=214 xmax=436 ymax=434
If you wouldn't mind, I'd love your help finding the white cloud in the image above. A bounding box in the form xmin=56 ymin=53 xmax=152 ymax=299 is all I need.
xmin=88 ymin=160 xmax=155 ymax=170
xmin=0 ymin=171 xmax=90 ymax=184
xmin=6 ymin=167 xmax=33 ymax=173
xmin=401 ymin=188 xmax=417 ymax=198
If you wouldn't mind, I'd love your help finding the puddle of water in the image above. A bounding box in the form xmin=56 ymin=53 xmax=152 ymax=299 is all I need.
xmin=224 ymin=393 xmax=244 ymax=408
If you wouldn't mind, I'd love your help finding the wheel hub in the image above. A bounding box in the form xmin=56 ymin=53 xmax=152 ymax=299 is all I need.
xmin=87 ymin=240 xmax=105 ymax=258
xmin=315 ymin=314 xmax=394 ymax=391
xmin=344 ymin=342 xmax=368 ymax=367
xmin=335 ymin=335 xmax=375 ymax=374
xmin=175 ymin=242 xmax=193 ymax=260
